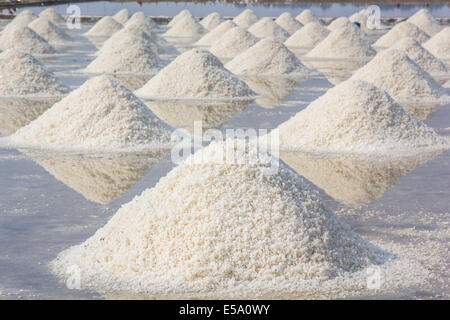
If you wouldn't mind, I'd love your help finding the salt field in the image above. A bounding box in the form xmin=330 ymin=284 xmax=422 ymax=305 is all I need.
xmin=0 ymin=2 xmax=449 ymax=301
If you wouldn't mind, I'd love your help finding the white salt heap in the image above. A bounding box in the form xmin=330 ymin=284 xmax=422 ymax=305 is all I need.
xmin=275 ymin=12 xmax=303 ymax=35
xmin=39 ymin=8 xmax=66 ymax=26
xmin=374 ymin=21 xmax=429 ymax=47
xmin=2 ymin=10 xmax=37 ymax=34
xmin=164 ymin=15 xmax=206 ymax=38
xmin=126 ymin=12 xmax=159 ymax=30
xmin=195 ymin=20 xmax=236 ymax=46
xmin=233 ymin=9 xmax=258 ymax=28
xmin=28 ymin=17 xmax=72 ymax=44
xmin=11 ymin=76 xmax=171 ymax=151
xmin=351 ymin=49 xmax=448 ymax=102
xmin=124 ymin=15 xmax=159 ymax=38
xmin=226 ymin=39 xmax=310 ymax=76
xmin=113 ymin=9 xmax=131 ymax=24
xmin=248 ymin=17 xmax=290 ymax=41
xmin=51 ymin=139 xmax=388 ymax=297
xmin=328 ymin=17 xmax=363 ymax=35
xmin=349 ymin=10 xmax=369 ymax=31
xmin=200 ymin=12 xmax=223 ymax=31
xmin=277 ymin=79 xmax=447 ymax=153
xmin=422 ymin=27 xmax=450 ymax=60
xmin=0 ymin=25 xmax=56 ymax=54
xmin=135 ymin=49 xmax=254 ymax=100
xmin=85 ymin=16 xmax=123 ymax=37
xmin=390 ymin=37 xmax=448 ymax=75
xmin=168 ymin=9 xmax=193 ymax=28
xmin=209 ymin=27 xmax=259 ymax=59
xmin=0 ymin=49 xmax=68 ymax=97
xmin=284 ymin=22 xmax=330 ymax=48
xmin=296 ymin=9 xmax=322 ymax=25
xmin=306 ymin=25 xmax=375 ymax=59
xmin=407 ymin=9 xmax=442 ymax=37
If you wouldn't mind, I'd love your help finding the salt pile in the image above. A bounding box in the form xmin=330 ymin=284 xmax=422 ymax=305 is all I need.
xmin=407 ymin=9 xmax=442 ymax=37
xmin=168 ymin=9 xmax=193 ymax=28
xmin=275 ymin=12 xmax=303 ymax=35
xmin=51 ymin=139 xmax=387 ymax=297
xmin=85 ymin=16 xmax=123 ymax=37
xmin=164 ymin=15 xmax=206 ymax=38
xmin=0 ymin=25 xmax=56 ymax=54
xmin=195 ymin=20 xmax=236 ymax=46
xmin=233 ymin=9 xmax=258 ymax=29
xmin=374 ymin=21 xmax=429 ymax=47
xmin=200 ymin=12 xmax=223 ymax=31
xmin=306 ymin=25 xmax=375 ymax=59
xmin=39 ymin=8 xmax=66 ymax=26
xmin=284 ymin=22 xmax=330 ymax=48
xmin=296 ymin=9 xmax=322 ymax=25
xmin=328 ymin=17 xmax=362 ymax=33
xmin=422 ymin=27 xmax=450 ymax=60
xmin=351 ymin=49 xmax=448 ymax=102
xmin=248 ymin=18 xmax=290 ymax=41
xmin=276 ymin=79 xmax=447 ymax=153
xmin=0 ymin=50 xmax=68 ymax=97
xmin=209 ymin=27 xmax=259 ymax=59
xmin=124 ymin=14 xmax=159 ymax=37
xmin=11 ymin=75 xmax=171 ymax=151
xmin=113 ymin=9 xmax=131 ymax=24
xmin=226 ymin=39 xmax=310 ymax=76
xmin=1 ymin=11 xmax=37 ymax=35
xmin=135 ymin=49 xmax=254 ymax=100
xmin=390 ymin=37 xmax=447 ymax=75
xmin=126 ymin=12 xmax=159 ymax=30
xmin=28 ymin=17 xmax=72 ymax=44
xmin=349 ymin=10 xmax=369 ymax=31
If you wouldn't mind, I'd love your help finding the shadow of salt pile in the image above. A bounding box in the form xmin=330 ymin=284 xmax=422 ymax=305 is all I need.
xmin=280 ymin=150 xmax=441 ymax=206
xmin=21 ymin=150 xmax=170 ymax=204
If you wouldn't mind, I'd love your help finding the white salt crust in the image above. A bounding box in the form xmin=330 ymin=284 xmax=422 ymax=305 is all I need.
xmin=248 ymin=17 xmax=290 ymax=41
xmin=200 ymin=12 xmax=223 ymax=31
xmin=374 ymin=21 xmax=430 ymax=47
xmin=225 ymin=38 xmax=310 ymax=76
xmin=113 ymin=9 xmax=131 ymax=24
xmin=168 ymin=10 xmax=193 ymax=28
xmin=407 ymin=9 xmax=442 ymax=37
xmin=209 ymin=27 xmax=259 ymax=59
xmin=276 ymin=79 xmax=448 ymax=153
xmin=195 ymin=20 xmax=237 ymax=46
xmin=85 ymin=16 xmax=123 ymax=37
xmin=422 ymin=27 xmax=450 ymax=60
xmin=284 ymin=22 xmax=330 ymax=48
xmin=164 ymin=15 xmax=206 ymax=38
xmin=296 ymin=9 xmax=322 ymax=25
xmin=39 ymin=8 xmax=66 ymax=26
xmin=135 ymin=49 xmax=254 ymax=100
xmin=351 ymin=49 xmax=449 ymax=102
xmin=10 ymin=75 xmax=171 ymax=151
xmin=0 ymin=24 xmax=56 ymax=54
xmin=275 ymin=12 xmax=303 ymax=35
xmin=233 ymin=9 xmax=258 ymax=29
xmin=28 ymin=17 xmax=72 ymax=44
xmin=0 ymin=49 xmax=68 ymax=97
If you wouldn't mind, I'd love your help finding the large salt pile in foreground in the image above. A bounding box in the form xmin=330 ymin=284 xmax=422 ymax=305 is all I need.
xmin=248 ymin=17 xmax=290 ymax=41
xmin=226 ymin=39 xmax=310 ymax=76
xmin=0 ymin=25 xmax=56 ymax=54
xmin=422 ymin=27 xmax=450 ymax=60
xmin=113 ymin=9 xmax=131 ymax=24
xmin=374 ymin=21 xmax=429 ymax=47
xmin=195 ymin=20 xmax=236 ymax=46
xmin=51 ymin=139 xmax=388 ymax=297
xmin=28 ymin=17 xmax=72 ymax=44
xmin=407 ymin=9 xmax=442 ymax=37
xmin=277 ymin=79 xmax=447 ymax=153
xmin=284 ymin=22 xmax=330 ymax=48
xmin=164 ymin=15 xmax=206 ymax=38
xmin=85 ymin=16 xmax=123 ymax=37
xmin=390 ymin=37 xmax=447 ymax=75
xmin=275 ymin=12 xmax=303 ymax=35
xmin=135 ymin=49 xmax=254 ymax=99
xmin=209 ymin=27 xmax=259 ymax=59
xmin=351 ymin=49 xmax=448 ymax=102
xmin=168 ymin=9 xmax=193 ymax=28
xmin=39 ymin=8 xmax=66 ymax=26
xmin=0 ymin=50 xmax=68 ymax=97
xmin=233 ymin=9 xmax=258 ymax=28
xmin=11 ymin=76 xmax=171 ymax=151
xmin=200 ymin=12 xmax=223 ymax=31
xmin=296 ymin=9 xmax=321 ymax=25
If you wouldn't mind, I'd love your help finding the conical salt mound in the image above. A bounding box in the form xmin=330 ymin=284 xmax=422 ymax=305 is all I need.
xmin=374 ymin=21 xmax=429 ymax=47
xmin=407 ymin=9 xmax=442 ymax=37
xmin=226 ymin=39 xmax=310 ymax=76
xmin=2 ymin=10 xmax=37 ymax=34
xmin=195 ymin=20 xmax=236 ymax=46
xmin=422 ymin=27 xmax=450 ymax=60
xmin=28 ymin=17 xmax=72 ymax=44
xmin=296 ymin=9 xmax=321 ymax=25
xmin=284 ymin=22 xmax=330 ymax=48
xmin=351 ymin=49 xmax=448 ymax=102
xmin=126 ymin=12 xmax=159 ymax=31
xmin=233 ymin=9 xmax=258 ymax=28
xmin=306 ymin=25 xmax=375 ymax=59
xmin=248 ymin=17 xmax=290 ymax=41
xmin=50 ymin=139 xmax=387 ymax=297
xmin=113 ymin=9 xmax=131 ymax=24
xmin=85 ymin=16 xmax=123 ymax=37
xmin=275 ymin=12 xmax=303 ymax=35
xmin=11 ymin=76 xmax=171 ymax=151
xmin=328 ymin=17 xmax=362 ymax=33
xmin=0 ymin=50 xmax=68 ymax=97
xmin=164 ymin=15 xmax=205 ymax=38
xmin=349 ymin=10 xmax=369 ymax=31
xmin=200 ymin=12 xmax=223 ymax=31
xmin=0 ymin=25 xmax=56 ymax=54
xmin=209 ymin=27 xmax=259 ymax=59
xmin=39 ymin=8 xmax=66 ymax=26
xmin=168 ymin=9 xmax=193 ymax=28
xmin=277 ymin=79 xmax=447 ymax=153
xmin=135 ymin=49 xmax=254 ymax=100
xmin=390 ymin=37 xmax=447 ymax=75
